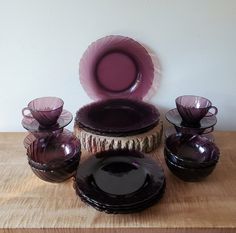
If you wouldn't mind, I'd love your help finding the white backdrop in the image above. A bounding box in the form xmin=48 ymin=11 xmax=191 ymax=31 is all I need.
xmin=0 ymin=0 xmax=235 ymax=131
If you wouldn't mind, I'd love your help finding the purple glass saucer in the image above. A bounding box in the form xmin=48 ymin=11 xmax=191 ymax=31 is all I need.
xmin=79 ymin=35 xmax=155 ymax=100
xmin=75 ymin=98 xmax=160 ymax=136
xmin=165 ymin=109 xmax=217 ymax=132
xmin=75 ymin=149 xmax=165 ymax=213
xmin=22 ymin=109 xmax=73 ymax=133
xmin=164 ymin=127 xmax=215 ymax=142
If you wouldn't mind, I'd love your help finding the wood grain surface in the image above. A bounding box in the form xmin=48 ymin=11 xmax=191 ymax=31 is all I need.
xmin=0 ymin=132 xmax=235 ymax=233
xmin=74 ymin=122 xmax=163 ymax=153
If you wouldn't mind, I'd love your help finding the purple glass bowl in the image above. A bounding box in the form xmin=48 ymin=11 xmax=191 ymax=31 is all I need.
xmin=175 ymin=95 xmax=218 ymax=126
xmin=165 ymin=157 xmax=217 ymax=182
xmin=26 ymin=130 xmax=81 ymax=182
xmin=29 ymin=155 xmax=80 ymax=183
xmin=22 ymin=97 xmax=64 ymax=127
xmin=164 ymin=134 xmax=219 ymax=169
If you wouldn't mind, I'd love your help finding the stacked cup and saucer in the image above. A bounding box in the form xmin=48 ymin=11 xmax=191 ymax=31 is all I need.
xmin=21 ymin=97 xmax=81 ymax=183
xmin=164 ymin=95 xmax=220 ymax=181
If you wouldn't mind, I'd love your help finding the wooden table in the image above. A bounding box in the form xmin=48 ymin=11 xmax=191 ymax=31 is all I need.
xmin=0 ymin=132 xmax=235 ymax=233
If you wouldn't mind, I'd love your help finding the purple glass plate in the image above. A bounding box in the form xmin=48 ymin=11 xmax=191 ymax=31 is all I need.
xmin=75 ymin=98 xmax=160 ymax=136
xmin=79 ymin=35 xmax=155 ymax=100
xmin=74 ymin=179 xmax=165 ymax=214
xmin=22 ymin=109 xmax=73 ymax=133
xmin=165 ymin=109 xmax=217 ymax=131
xmin=75 ymin=149 xmax=165 ymax=209
xmin=164 ymin=127 xmax=215 ymax=142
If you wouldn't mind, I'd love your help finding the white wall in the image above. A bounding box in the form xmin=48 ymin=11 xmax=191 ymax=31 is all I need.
xmin=0 ymin=0 xmax=235 ymax=131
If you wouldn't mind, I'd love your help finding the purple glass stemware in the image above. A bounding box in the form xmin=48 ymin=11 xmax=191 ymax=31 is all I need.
xmin=175 ymin=95 xmax=218 ymax=125
xmin=22 ymin=97 xmax=64 ymax=127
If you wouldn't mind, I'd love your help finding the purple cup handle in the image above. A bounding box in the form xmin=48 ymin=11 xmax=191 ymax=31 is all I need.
xmin=206 ymin=106 xmax=218 ymax=117
xmin=202 ymin=126 xmax=214 ymax=134
xmin=22 ymin=107 xmax=33 ymax=118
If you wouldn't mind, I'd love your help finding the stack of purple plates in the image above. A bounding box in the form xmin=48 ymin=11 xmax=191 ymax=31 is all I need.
xmin=76 ymin=35 xmax=160 ymax=138
xmin=75 ymin=98 xmax=160 ymax=137
xmin=74 ymin=150 xmax=165 ymax=214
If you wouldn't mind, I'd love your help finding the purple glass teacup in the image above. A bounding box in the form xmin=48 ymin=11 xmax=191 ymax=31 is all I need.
xmin=175 ymin=95 xmax=218 ymax=126
xmin=22 ymin=97 xmax=64 ymax=127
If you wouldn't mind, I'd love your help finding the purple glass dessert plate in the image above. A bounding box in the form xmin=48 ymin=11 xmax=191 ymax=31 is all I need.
xmin=79 ymin=35 xmax=155 ymax=100
xmin=75 ymin=149 xmax=165 ymax=213
xmin=22 ymin=109 xmax=73 ymax=133
xmin=165 ymin=108 xmax=217 ymax=131
xmin=76 ymin=98 xmax=160 ymax=136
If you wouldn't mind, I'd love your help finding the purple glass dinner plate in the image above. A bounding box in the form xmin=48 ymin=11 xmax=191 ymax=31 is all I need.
xmin=75 ymin=98 xmax=160 ymax=136
xmin=22 ymin=109 xmax=73 ymax=133
xmin=165 ymin=109 xmax=217 ymax=130
xmin=79 ymin=35 xmax=155 ymax=100
xmin=74 ymin=150 xmax=165 ymax=213
xmin=74 ymin=179 xmax=165 ymax=214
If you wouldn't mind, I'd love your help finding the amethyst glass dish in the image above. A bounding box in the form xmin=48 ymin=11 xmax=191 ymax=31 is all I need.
xmin=165 ymin=108 xmax=217 ymax=134
xmin=22 ymin=97 xmax=64 ymax=127
xmin=164 ymin=134 xmax=219 ymax=181
xmin=74 ymin=149 xmax=165 ymax=214
xmin=164 ymin=127 xmax=214 ymax=142
xmin=22 ymin=109 xmax=73 ymax=133
xmin=79 ymin=35 xmax=155 ymax=100
xmin=165 ymin=158 xmax=217 ymax=182
xmin=75 ymin=98 xmax=160 ymax=136
xmin=74 ymin=180 xmax=165 ymax=214
xmin=164 ymin=134 xmax=219 ymax=168
xmin=175 ymin=95 xmax=218 ymax=125
xmin=26 ymin=130 xmax=81 ymax=182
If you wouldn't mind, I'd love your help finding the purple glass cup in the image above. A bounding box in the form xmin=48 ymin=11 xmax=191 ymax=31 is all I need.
xmin=175 ymin=95 xmax=218 ymax=125
xmin=22 ymin=97 xmax=64 ymax=127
